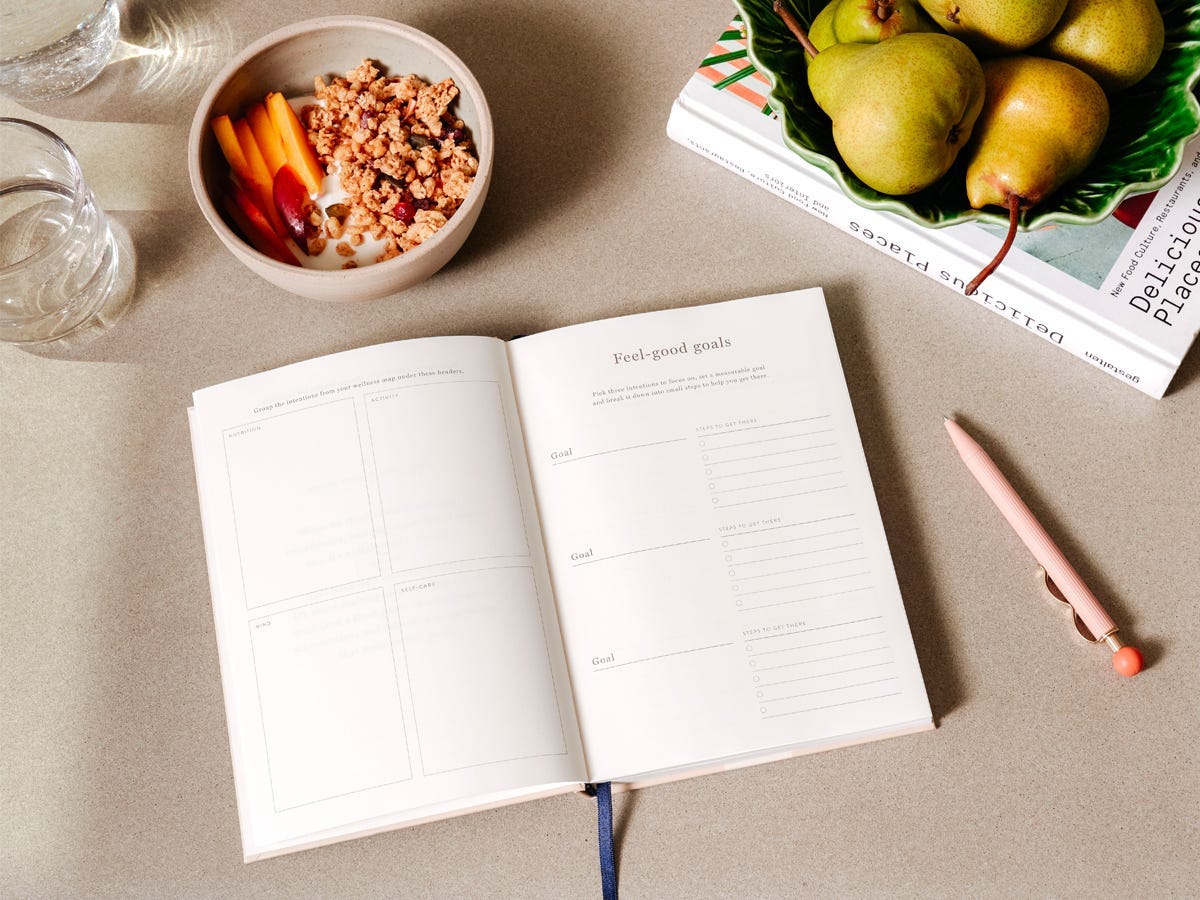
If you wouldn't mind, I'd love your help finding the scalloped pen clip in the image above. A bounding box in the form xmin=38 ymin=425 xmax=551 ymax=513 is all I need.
xmin=944 ymin=415 xmax=1144 ymax=678
xmin=1038 ymin=568 xmax=1143 ymax=676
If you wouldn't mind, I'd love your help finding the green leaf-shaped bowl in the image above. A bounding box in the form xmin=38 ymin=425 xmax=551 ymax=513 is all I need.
xmin=735 ymin=0 xmax=1200 ymax=229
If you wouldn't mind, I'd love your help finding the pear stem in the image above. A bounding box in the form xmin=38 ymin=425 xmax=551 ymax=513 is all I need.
xmin=876 ymin=0 xmax=895 ymax=21
xmin=966 ymin=194 xmax=1021 ymax=296
xmin=773 ymin=0 xmax=819 ymax=59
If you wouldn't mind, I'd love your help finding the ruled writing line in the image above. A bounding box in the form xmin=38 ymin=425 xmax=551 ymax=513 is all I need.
xmin=738 ymin=571 xmax=870 ymax=595
xmin=755 ymin=645 xmax=888 ymax=673
xmin=738 ymin=586 xmax=876 ymax=611
xmin=713 ymin=471 xmax=845 ymax=494
xmin=761 ymin=692 xmax=903 ymax=719
xmin=732 ymin=541 xmax=864 ymax=566
xmin=761 ymin=676 xmax=899 ymax=704
xmin=594 ymin=642 xmax=734 ymax=672
xmin=728 ymin=529 xmax=862 ymax=554
xmin=552 ymin=437 xmax=687 ymax=465
xmin=733 ymin=556 xmax=868 ymax=583
xmin=704 ymin=429 xmax=835 ymax=452
xmin=705 ymin=446 xmax=838 ymax=466
xmin=719 ymin=485 xmax=848 ymax=509
xmin=709 ymin=456 xmax=841 ymax=480
xmin=759 ymin=660 xmax=895 ymax=688
xmin=571 ymin=538 xmax=710 ymax=567
xmin=749 ymin=630 xmax=887 ymax=657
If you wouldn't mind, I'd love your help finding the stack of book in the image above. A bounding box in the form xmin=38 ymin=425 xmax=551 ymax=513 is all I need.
xmin=667 ymin=17 xmax=1200 ymax=398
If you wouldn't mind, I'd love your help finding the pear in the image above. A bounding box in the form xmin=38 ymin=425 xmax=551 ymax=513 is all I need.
xmin=1038 ymin=0 xmax=1165 ymax=91
xmin=810 ymin=0 xmax=936 ymax=51
xmin=963 ymin=55 xmax=1109 ymax=293
xmin=809 ymin=1 xmax=839 ymax=51
xmin=916 ymin=0 xmax=1068 ymax=54
xmin=807 ymin=33 xmax=985 ymax=195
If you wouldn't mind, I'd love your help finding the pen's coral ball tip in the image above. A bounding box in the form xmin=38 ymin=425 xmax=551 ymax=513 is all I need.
xmin=1113 ymin=646 xmax=1144 ymax=677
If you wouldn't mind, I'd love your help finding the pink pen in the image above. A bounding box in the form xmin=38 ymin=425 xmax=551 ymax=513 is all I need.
xmin=944 ymin=416 xmax=1143 ymax=677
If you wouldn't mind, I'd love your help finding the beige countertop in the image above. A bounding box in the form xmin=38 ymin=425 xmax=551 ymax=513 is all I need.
xmin=3 ymin=1 xmax=1198 ymax=896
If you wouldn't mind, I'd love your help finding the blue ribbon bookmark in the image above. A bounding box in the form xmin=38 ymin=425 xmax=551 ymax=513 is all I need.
xmin=587 ymin=782 xmax=618 ymax=900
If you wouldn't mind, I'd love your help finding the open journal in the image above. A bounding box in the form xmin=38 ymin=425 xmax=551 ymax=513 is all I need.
xmin=188 ymin=288 xmax=933 ymax=861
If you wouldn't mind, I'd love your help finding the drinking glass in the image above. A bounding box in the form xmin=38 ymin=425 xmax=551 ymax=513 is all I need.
xmin=0 ymin=118 xmax=134 ymax=344
xmin=0 ymin=0 xmax=120 ymax=102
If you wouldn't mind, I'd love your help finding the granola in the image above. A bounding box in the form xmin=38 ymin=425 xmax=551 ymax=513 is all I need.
xmin=301 ymin=59 xmax=479 ymax=265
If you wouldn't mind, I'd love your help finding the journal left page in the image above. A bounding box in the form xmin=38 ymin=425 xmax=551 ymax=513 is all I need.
xmin=189 ymin=336 xmax=586 ymax=861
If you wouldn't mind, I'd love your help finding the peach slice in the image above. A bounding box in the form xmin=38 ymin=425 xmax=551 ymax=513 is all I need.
xmin=221 ymin=177 xmax=299 ymax=266
xmin=233 ymin=117 xmax=288 ymax=240
xmin=273 ymin=164 xmax=318 ymax=254
xmin=211 ymin=114 xmax=252 ymax=186
xmin=234 ymin=118 xmax=273 ymax=195
xmin=266 ymin=91 xmax=324 ymax=195
xmin=247 ymin=101 xmax=287 ymax=175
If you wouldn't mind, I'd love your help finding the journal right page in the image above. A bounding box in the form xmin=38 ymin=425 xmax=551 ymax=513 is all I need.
xmin=507 ymin=289 xmax=932 ymax=783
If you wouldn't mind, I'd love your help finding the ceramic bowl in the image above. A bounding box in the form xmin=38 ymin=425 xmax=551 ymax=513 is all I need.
xmin=735 ymin=0 xmax=1200 ymax=230
xmin=188 ymin=16 xmax=493 ymax=301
